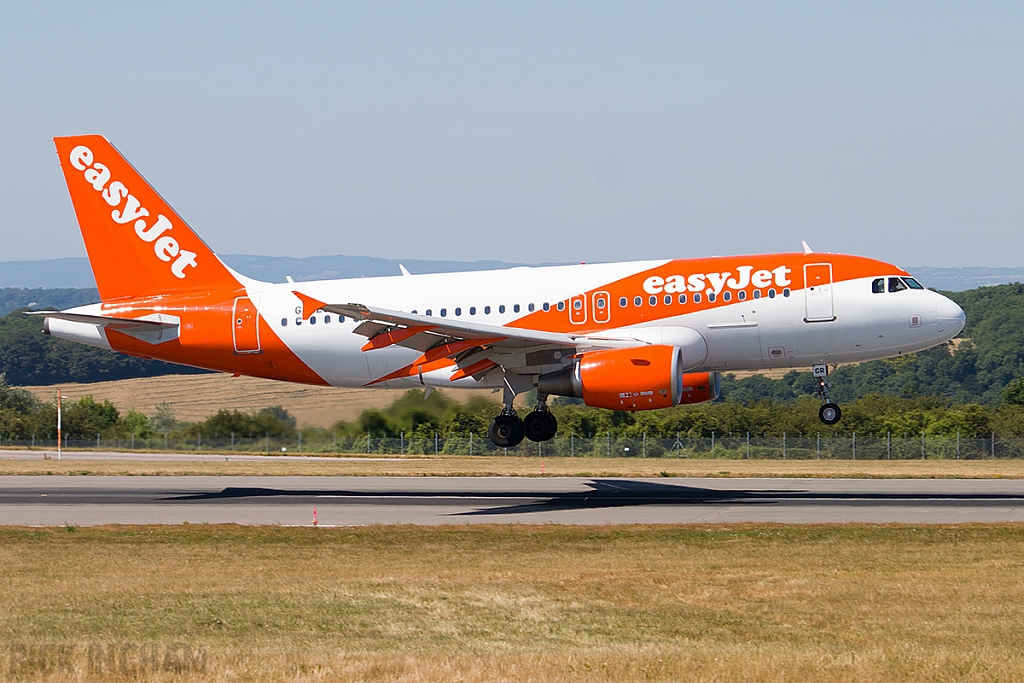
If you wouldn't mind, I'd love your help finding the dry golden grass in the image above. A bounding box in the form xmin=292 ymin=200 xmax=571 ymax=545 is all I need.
xmin=18 ymin=375 xmax=499 ymax=428
xmin=3 ymin=452 xmax=1024 ymax=478
xmin=1 ymin=524 xmax=1023 ymax=681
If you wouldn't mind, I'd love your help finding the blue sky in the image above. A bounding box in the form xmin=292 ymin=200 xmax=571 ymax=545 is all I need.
xmin=1 ymin=2 xmax=1022 ymax=267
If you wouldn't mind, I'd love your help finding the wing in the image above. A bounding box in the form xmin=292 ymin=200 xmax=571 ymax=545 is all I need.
xmin=292 ymin=291 xmax=638 ymax=384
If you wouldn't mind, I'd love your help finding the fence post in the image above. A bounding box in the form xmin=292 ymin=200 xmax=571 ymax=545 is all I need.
xmin=165 ymin=432 xmax=168 ymax=450
xmin=746 ymin=432 xmax=750 ymax=459
xmin=231 ymin=432 xmax=235 ymax=451
xmin=956 ymin=432 xmax=960 ymax=460
xmin=783 ymin=432 xmax=786 ymax=460
xmin=198 ymin=433 xmax=201 ymax=449
xmin=571 ymin=432 xmax=574 ymax=457
xmin=607 ymin=431 xmax=610 ymax=456
xmin=852 ymin=432 xmax=856 ymax=461
xmin=711 ymin=431 xmax=715 ymax=458
xmin=401 ymin=432 xmax=404 ymax=455
xmin=643 ymin=431 xmax=647 ymax=458
xmin=96 ymin=433 xmax=100 ymax=449
xmin=266 ymin=432 xmax=269 ymax=453
xmin=816 ymin=432 xmax=820 ymax=459
xmin=131 ymin=433 xmax=134 ymax=450
xmin=435 ymin=432 xmax=438 ymax=456
xmin=469 ymin=433 xmax=473 ymax=455
xmin=992 ymin=432 xmax=996 ymax=459
xmin=333 ymin=432 xmax=337 ymax=454
xmin=922 ymin=432 xmax=925 ymax=460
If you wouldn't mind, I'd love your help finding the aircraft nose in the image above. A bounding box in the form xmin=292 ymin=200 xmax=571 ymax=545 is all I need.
xmin=936 ymin=295 xmax=966 ymax=342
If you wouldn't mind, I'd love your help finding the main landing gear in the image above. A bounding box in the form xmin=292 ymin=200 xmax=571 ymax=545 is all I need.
xmin=813 ymin=363 xmax=842 ymax=426
xmin=487 ymin=388 xmax=559 ymax=447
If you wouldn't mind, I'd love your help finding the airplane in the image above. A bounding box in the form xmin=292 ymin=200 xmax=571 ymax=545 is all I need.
xmin=37 ymin=135 xmax=966 ymax=447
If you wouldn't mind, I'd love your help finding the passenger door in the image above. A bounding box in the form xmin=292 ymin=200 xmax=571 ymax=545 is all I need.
xmin=804 ymin=263 xmax=835 ymax=322
xmin=232 ymin=297 xmax=262 ymax=354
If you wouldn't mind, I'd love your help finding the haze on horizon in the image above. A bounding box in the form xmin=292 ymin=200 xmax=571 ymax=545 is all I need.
xmin=1 ymin=2 xmax=1022 ymax=268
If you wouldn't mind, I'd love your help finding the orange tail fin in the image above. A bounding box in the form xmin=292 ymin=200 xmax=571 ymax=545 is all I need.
xmin=54 ymin=135 xmax=241 ymax=301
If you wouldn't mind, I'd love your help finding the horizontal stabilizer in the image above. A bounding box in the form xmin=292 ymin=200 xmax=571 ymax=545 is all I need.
xmin=26 ymin=311 xmax=178 ymax=329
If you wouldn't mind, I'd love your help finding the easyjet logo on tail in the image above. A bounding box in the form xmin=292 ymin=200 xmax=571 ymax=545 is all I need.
xmin=68 ymin=146 xmax=198 ymax=279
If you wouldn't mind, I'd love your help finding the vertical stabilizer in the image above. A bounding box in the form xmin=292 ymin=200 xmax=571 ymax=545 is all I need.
xmin=53 ymin=135 xmax=240 ymax=301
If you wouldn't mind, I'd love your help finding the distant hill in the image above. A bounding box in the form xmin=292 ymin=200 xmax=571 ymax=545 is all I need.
xmin=1 ymin=255 xmax=1021 ymax=291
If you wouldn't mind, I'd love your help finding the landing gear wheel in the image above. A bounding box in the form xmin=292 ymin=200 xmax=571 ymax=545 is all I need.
xmin=523 ymin=411 xmax=558 ymax=442
xmin=489 ymin=414 xmax=525 ymax=447
xmin=819 ymin=403 xmax=842 ymax=425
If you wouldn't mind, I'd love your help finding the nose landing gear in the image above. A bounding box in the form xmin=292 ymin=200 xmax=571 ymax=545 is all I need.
xmin=813 ymin=364 xmax=842 ymax=425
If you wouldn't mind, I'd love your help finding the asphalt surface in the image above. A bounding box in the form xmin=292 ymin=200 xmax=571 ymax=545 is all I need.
xmin=3 ymin=476 xmax=1024 ymax=526
xmin=1 ymin=449 xmax=400 ymax=462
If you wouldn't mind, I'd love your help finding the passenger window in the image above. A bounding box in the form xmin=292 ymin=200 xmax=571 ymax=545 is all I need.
xmin=310 ymin=316 xmax=317 ymax=325
xmin=543 ymin=302 xmax=550 ymax=311
xmin=528 ymin=303 xmax=535 ymax=312
xmin=664 ymin=295 xmax=671 ymax=305
xmin=425 ymin=309 xmax=432 ymax=316
xmin=693 ymin=293 xmax=702 ymax=303
xmin=295 ymin=317 xmax=302 ymax=326
xmin=738 ymin=291 xmax=746 ymax=301
xmin=513 ymin=304 xmax=520 ymax=313
xmin=573 ymin=299 xmax=582 ymax=310
xmin=499 ymin=305 xmax=505 ymax=313
xmin=768 ymin=289 xmax=776 ymax=299
xmin=783 ymin=288 xmax=791 ymax=297
xmin=455 ymin=307 xmax=461 ymax=316
xmin=440 ymin=308 xmax=447 ymax=317
xmin=649 ymin=295 xmax=657 ymax=306
xmin=484 ymin=306 xmax=491 ymax=314
xmin=634 ymin=296 xmax=642 ymax=306
xmin=708 ymin=293 xmax=716 ymax=302
xmin=888 ymin=277 xmax=907 ymax=293
xmin=619 ymin=297 xmax=627 ymax=307
xmin=469 ymin=307 xmax=476 ymax=315
xmin=723 ymin=292 xmax=731 ymax=302
xmin=903 ymin=277 xmax=924 ymax=290
xmin=753 ymin=290 xmax=761 ymax=300
xmin=677 ymin=293 xmax=687 ymax=304
xmin=324 ymin=315 xmax=331 ymax=323
xmin=595 ymin=299 xmax=605 ymax=309
xmin=872 ymin=278 xmax=885 ymax=294
xmin=281 ymin=318 xmax=288 ymax=327
xmin=557 ymin=301 xmax=565 ymax=311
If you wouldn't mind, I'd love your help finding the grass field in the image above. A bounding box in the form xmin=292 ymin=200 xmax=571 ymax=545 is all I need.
xmin=1 ymin=524 xmax=1022 ymax=682
xmin=19 ymin=375 xmax=501 ymax=428
xmin=5 ymin=452 xmax=1024 ymax=478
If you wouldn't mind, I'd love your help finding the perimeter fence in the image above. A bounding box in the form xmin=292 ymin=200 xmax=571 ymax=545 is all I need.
xmin=0 ymin=432 xmax=1019 ymax=460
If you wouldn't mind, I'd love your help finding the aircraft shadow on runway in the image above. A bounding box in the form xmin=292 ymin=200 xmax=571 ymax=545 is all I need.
xmin=163 ymin=479 xmax=1024 ymax=516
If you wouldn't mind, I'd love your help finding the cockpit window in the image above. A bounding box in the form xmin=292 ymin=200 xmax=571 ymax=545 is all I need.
xmin=872 ymin=278 xmax=885 ymax=294
xmin=902 ymin=277 xmax=924 ymax=290
xmin=888 ymin=277 xmax=907 ymax=293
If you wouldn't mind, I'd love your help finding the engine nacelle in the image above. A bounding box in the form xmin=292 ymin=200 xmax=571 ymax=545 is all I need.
xmin=538 ymin=344 xmax=720 ymax=411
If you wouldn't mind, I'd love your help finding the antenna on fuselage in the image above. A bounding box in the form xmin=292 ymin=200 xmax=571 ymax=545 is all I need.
xmin=802 ymin=241 xmax=814 ymax=254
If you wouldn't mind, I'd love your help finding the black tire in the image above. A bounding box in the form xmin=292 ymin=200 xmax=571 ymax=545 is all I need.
xmin=819 ymin=402 xmax=842 ymax=425
xmin=489 ymin=414 xmax=524 ymax=447
xmin=524 ymin=411 xmax=558 ymax=442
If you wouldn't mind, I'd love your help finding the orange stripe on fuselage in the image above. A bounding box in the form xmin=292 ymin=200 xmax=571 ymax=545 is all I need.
xmin=506 ymin=252 xmax=904 ymax=334
xmin=100 ymin=292 xmax=329 ymax=386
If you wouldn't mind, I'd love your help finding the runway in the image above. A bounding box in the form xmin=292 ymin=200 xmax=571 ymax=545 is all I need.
xmin=3 ymin=476 xmax=1024 ymax=525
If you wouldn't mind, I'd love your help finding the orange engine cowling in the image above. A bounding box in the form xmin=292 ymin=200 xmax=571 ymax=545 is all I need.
xmin=538 ymin=345 xmax=720 ymax=411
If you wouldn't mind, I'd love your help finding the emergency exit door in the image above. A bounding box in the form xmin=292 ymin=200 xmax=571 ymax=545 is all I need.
xmin=233 ymin=297 xmax=262 ymax=354
xmin=803 ymin=263 xmax=835 ymax=322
